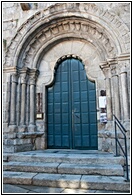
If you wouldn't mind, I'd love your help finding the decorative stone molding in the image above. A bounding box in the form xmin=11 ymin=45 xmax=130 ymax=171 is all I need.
xmin=55 ymin=54 xmax=83 ymax=69
xmin=19 ymin=19 xmax=116 ymax=69
xmin=108 ymin=59 xmax=118 ymax=77
xmin=4 ymin=3 xmax=130 ymax=69
xmin=11 ymin=73 xmax=18 ymax=83
xmin=100 ymin=61 xmax=111 ymax=79
xmin=28 ymin=69 xmax=39 ymax=85
xmin=117 ymin=53 xmax=130 ymax=74
xmin=3 ymin=66 xmax=18 ymax=73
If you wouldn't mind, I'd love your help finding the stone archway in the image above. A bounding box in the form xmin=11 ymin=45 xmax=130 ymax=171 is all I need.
xmin=3 ymin=3 xmax=130 ymax=152
xmin=4 ymin=3 xmax=130 ymax=69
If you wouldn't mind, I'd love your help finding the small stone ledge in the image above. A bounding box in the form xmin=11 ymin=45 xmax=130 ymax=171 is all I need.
xmin=17 ymin=132 xmax=44 ymax=139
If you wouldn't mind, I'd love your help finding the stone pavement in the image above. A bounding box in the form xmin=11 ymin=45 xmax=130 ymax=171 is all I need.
xmin=3 ymin=184 xmax=130 ymax=194
xmin=3 ymin=150 xmax=130 ymax=194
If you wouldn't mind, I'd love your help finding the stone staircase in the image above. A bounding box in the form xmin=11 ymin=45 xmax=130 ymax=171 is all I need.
xmin=3 ymin=150 xmax=130 ymax=193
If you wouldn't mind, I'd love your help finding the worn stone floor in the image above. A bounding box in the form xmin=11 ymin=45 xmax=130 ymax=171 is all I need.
xmin=3 ymin=150 xmax=130 ymax=194
xmin=3 ymin=184 xmax=130 ymax=194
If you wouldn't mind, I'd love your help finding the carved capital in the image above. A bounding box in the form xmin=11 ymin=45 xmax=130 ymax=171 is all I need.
xmin=107 ymin=58 xmax=118 ymax=77
xmin=19 ymin=67 xmax=30 ymax=84
xmin=11 ymin=73 xmax=18 ymax=83
xmin=20 ymin=74 xmax=27 ymax=84
xmin=28 ymin=69 xmax=39 ymax=85
xmin=118 ymin=61 xmax=128 ymax=75
xmin=117 ymin=54 xmax=130 ymax=75
xmin=100 ymin=61 xmax=111 ymax=78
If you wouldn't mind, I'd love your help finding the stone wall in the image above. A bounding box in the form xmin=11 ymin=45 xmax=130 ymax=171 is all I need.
xmin=3 ymin=2 xmax=130 ymax=53
xmin=3 ymin=2 xmax=130 ymax=153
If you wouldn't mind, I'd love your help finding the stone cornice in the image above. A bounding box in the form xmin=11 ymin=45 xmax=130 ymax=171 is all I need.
xmin=117 ymin=53 xmax=130 ymax=62
xmin=99 ymin=61 xmax=111 ymax=78
xmin=18 ymin=67 xmax=30 ymax=74
xmin=3 ymin=66 xmax=19 ymax=74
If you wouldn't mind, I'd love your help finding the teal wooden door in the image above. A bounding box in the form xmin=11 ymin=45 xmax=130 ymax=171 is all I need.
xmin=47 ymin=58 xmax=98 ymax=149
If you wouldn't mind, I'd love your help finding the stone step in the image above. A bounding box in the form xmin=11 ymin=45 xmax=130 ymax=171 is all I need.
xmin=3 ymin=161 xmax=124 ymax=176
xmin=6 ymin=151 xmax=124 ymax=165
xmin=3 ymin=171 xmax=130 ymax=192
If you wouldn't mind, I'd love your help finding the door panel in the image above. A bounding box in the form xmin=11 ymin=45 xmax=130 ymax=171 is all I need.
xmin=47 ymin=58 xmax=98 ymax=149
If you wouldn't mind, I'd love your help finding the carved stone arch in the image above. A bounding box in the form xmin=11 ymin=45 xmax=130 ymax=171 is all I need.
xmin=55 ymin=54 xmax=84 ymax=69
xmin=18 ymin=17 xmax=116 ymax=69
xmin=35 ymin=35 xmax=106 ymax=70
xmin=4 ymin=3 xmax=130 ymax=69
xmin=37 ymin=38 xmax=103 ymax=89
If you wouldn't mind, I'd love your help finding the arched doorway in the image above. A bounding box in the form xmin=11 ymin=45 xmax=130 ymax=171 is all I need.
xmin=47 ymin=58 xmax=98 ymax=149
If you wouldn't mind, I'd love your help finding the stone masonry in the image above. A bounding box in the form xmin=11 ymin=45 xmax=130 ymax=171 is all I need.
xmin=3 ymin=3 xmax=130 ymax=154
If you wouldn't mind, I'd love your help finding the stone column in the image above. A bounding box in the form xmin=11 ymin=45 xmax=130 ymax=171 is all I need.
xmin=29 ymin=79 xmax=35 ymax=125
xmin=9 ymin=73 xmax=18 ymax=132
xmin=109 ymin=60 xmax=121 ymax=120
xmin=19 ymin=71 xmax=27 ymax=132
xmin=26 ymin=83 xmax=30 ymax=125
xmin=118 ymin=60 xmax=129 ymax=121
xmin=28 ymin=69 xmax=39 ymax=132
xmin=4 ymin=75 xmax=11 ymax=124
xmin=120 ymin=71 xmax=129 ymax=120
xmin=100 ymin=62 xmax=113 ymax=121
xmin=3 ymin=74 xmax=11 ymax=131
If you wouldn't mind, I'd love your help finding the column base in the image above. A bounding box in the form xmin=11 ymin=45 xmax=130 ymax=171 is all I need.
xmin=18 ymin=125 xmax=28 ymax=133
xmin=28 ymin=124 xmax=36 ymax=132
xmin=9 ymin=125 xmax=17 ymax=132
xmin=3 ymin=123 xmax=9 ymax=132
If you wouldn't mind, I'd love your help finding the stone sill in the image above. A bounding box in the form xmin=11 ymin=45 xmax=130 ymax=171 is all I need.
xmin=17 ymin=132 xmax=44 ymax=139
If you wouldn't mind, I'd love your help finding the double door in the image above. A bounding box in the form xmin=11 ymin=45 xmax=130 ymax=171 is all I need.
xmin=47 ymin=58 xmax=97 ymax=149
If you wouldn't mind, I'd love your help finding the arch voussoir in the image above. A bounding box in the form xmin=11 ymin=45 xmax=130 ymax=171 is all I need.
xmin=4 ymin=3 xmax=130 ymax=69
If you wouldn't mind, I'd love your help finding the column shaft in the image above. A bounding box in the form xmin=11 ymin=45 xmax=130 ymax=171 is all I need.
xmin=112 ymin=75 xmax=121 ymax=119
xmin=120 ymin=72 xmax=129 ymax=120
xmin=26 ymin=84 xmax=30 ymax=125
xmin=20 ymin=83 xmax=26 ymax=125
xmin=105 ymin=78 xmax=112 ymax=120
xmin=29 ymin=84 xmax=35 ymax=125
xmin=10 ymin=79 xmax=17 ymax=125
xmin=5 ymin=80 xmax=11 ymax=123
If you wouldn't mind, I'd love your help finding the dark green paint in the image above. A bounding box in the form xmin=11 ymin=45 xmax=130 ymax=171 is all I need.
xmin=47 ymin=58 xmax=98 ymax=149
